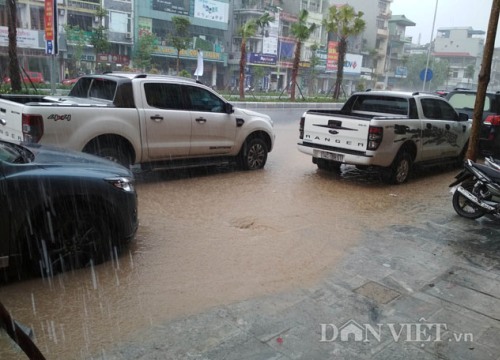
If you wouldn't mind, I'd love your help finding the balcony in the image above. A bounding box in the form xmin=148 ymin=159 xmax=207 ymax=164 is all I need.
xmin=377 ymin=28 xmax=389 ymax=38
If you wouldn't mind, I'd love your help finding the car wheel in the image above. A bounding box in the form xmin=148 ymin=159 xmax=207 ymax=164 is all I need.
xmin=452 ymin=180 xmax=486 ymax=219
xmin=238 ymin=137 xmax=268 ymax=170
xmin=84 ymin=139 xmax=132 ymax=168
xmin=383 ymin=151 xmax=412 ymax=184
xmin=28 ymin=205 xmax=113 ymax=277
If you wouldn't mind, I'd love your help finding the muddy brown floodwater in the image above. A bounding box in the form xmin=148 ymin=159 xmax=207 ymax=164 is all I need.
xmin=0 ymin=123 xmax=459 ymax=359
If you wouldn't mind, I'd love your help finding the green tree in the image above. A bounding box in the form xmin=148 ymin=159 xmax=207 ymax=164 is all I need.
xmin=7 ymin=0 xmax=21 ymax=91
xmin=238 ymin=19 xmax=257 ymax=100
xmin=133 ymin=31 xmax=158 ymax=71
xmin=399 ymin=54 xmax=450 ymax=90
xmin=323 ymin=5 xmax=365 ymax=99
xmin=237 ymin=12 xmax=273 ymax=100
xmin=290 ymin=9 xmax=316 ymax=101
xmin=90 ymin=6 xmax=110 ymax=72
xmin=464 ymin=64 xmax=475 ymax=85
xmin=64 ymin=25 xmax=86 ymax=76
xmin=307 ymin=43 xmax=321 ymax=95
xmin=170 ymin=16 xmax=191 ymax=74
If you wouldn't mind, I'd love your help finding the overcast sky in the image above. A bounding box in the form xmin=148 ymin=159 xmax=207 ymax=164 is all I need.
xmin=390 ymin=0 xmax=499 ymax=45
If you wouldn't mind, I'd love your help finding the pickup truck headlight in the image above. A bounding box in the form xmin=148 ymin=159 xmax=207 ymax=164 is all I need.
xmin=105 ymin=177 xmax=135 ymax=192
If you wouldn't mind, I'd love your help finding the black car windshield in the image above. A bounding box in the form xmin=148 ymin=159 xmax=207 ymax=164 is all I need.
xmin=0 ymin=141 xmax=33 ymax=163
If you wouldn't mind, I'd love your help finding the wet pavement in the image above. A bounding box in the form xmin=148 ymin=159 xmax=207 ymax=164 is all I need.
xmin=1 ymin=122 xmax=500 ymax=359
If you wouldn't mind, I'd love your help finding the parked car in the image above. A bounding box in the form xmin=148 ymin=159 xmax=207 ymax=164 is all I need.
xmin=446 ymin=88 xmax=500 ymax=157
xmin=4 ymin=71 xmax=45 ymax=84
xmin=0 ymin=139 xmax=138 ymax=279
xmin=61 ymin=76 xmax=81 ymax=86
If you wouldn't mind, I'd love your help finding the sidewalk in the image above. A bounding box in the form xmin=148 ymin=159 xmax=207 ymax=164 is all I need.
xmin=103 ymin=203 xmax=500 ymax=359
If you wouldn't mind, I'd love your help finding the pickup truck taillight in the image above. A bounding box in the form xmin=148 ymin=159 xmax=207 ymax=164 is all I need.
xmin=484 ymin=115 xmax=500 ymax=126
xmin=367 ymin=126 xmax=383 ymax=150
xmin=22 ymin=114 xmax=44 ymax=143
xmin=299 ymin=116 xmax=305 ymax=139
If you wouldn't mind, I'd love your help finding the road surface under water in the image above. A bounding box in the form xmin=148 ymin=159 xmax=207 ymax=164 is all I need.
xmin=0 ymin=123 xmax=460 ymax=359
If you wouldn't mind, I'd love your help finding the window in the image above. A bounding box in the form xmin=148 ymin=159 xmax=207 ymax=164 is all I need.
xmin=421 ymin=98 xmax=458 ymax=120
xmin=448 ymin=93 xmax=491 ymax=112
xmin=144 ymin=83 xmax=184 ymax=110
xmin=185 ymin=86 xmax=225 ymax=112
xmin=351 ymin=95 xmax=409 ymax=115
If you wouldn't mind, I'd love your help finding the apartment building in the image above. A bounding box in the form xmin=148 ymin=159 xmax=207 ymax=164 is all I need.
xmin=433 ymin=27 xmax=485 ymax=89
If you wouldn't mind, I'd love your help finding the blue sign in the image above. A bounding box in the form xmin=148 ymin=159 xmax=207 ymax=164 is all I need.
xmin=248 ymin=53 xmax=277 ymax=66
xmin=420 ymin=68 xmax=433 ymax=81
xmin=46 ymin=40 xmax=53 ymax=55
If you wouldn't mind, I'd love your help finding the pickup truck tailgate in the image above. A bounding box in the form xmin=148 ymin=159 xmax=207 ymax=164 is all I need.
xmin=0 ymin=101 xmax=23 ymax=142
xmin=302 ymin=112 xmax=369 ymax=152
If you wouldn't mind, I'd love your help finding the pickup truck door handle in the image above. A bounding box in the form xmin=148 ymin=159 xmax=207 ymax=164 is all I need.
xmin=150 ymin=115 xmax=164 ymax=122
xmin=445 ymin=124 xmax=450 ymax=130
xmin=195 ymin=117 xmax=207 ymax=123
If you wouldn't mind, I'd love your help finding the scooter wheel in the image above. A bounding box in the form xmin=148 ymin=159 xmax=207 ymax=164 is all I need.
xmin=452 ymin=180 xmax=486 ymax=219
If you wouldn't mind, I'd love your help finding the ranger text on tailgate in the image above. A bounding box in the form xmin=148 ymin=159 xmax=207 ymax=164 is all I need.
xmin=298 ymin=91 xmax=471 ymax=184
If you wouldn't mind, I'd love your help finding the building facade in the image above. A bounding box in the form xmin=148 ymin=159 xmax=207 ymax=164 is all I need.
xmin=433 ymin=27 xmax=485 ymax=89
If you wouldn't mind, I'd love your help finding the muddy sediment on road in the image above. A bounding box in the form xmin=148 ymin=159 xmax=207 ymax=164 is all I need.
xmin=0 ymin=124 xmax=460 ymax=359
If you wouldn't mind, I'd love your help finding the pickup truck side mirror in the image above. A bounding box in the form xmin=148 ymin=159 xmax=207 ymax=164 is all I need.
xmin=225 ymin=103 xmax=234 ymax=114
xmin=458 ymin=112 xmax=469 ymax=122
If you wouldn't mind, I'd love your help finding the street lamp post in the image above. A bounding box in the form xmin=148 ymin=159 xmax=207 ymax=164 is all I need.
xmin=276 ymin=6 xmax=282 ymax=91
xmin=423 ymin=0 xmax=439 ymax=91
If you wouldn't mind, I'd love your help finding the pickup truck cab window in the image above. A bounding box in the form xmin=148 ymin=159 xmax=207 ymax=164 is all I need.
xmin=421 ymin=98 xmax=458 ymax=120
xmin=144 ymin=83 xmax=184 ymax=110
xmin=350 ymin=95 xmax=408 ymax=115
xmin=185 ymin=86 xmax=225 ymax=113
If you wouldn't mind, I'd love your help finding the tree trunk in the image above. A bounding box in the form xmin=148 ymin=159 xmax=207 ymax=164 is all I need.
xmin=290 ymin=41 xmax=301 ymax=101
xmin=7 ymin=0 xmax=21 ymax=91
xmin=333 ymin=39 xmax=347 ymax=100
xmin=466 ymin=0 xmax=500 ymax=161
xmin=239 ymin=41 xmax=246 ymax=100
xmin=176 ymin=51 xmax=180 ymax=74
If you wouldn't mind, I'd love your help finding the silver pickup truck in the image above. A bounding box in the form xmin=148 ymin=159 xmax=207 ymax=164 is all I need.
xmin=297 ymin=91 xmax=471 ymax=184
xmin=0 ymin=73 xmax=275 ymax=171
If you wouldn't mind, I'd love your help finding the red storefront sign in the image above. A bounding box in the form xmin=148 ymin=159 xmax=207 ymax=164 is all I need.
xmin=44 ymin=0 xmax=54 ymax=41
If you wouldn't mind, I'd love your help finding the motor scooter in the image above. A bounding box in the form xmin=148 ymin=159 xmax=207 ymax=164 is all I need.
xmin=449 ymin=158 xmax=500 ymax=219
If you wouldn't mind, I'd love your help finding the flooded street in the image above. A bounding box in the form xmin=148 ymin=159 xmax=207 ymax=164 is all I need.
xmin=0 ymin=121 xmax=467 ymax=359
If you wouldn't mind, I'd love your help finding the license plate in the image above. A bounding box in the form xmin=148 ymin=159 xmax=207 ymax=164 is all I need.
xmin=314 ymin=150 xmax=344 ymax=162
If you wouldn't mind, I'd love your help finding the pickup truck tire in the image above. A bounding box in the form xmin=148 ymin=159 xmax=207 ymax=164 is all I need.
xmin=383 ymin=151 xmax=412 ymax=184
xmin=238 ymin=137 xmax=268 ymax=170
xmin=83 ymin=138 xmax=132 ymax=168
xmin=28 ymin=204 xmax=113 ymax=277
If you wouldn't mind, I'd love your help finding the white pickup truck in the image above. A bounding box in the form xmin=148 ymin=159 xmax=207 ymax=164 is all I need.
xmin=0 ymin=73 xmax=275 ymax=171
xmin=298 ymin=91 xmax=471 ymax=184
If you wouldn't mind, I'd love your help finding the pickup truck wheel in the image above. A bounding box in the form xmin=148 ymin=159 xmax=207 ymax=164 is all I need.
xmin=238 ymin=138 xmax=268 ymax=170
xmin=384 ymin=152 xmax=412 ymax=184
xmin=28 ymin=206 xmax=113 ymax=277
xmin=85 ymin=143 xmax=131 ymax=168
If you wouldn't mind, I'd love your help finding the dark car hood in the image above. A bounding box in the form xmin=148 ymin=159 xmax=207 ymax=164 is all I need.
xmin=23 ymin=142 xmax=131 ymax=176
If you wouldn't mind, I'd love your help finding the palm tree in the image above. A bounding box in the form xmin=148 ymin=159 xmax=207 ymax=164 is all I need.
xmin=237 ymin=13 xmax=272 ymax=100
xmin=323 ymin=5 xmax=365 ymax=99
xmin=289 ymin=9 xmax=316 ymax=101
xmin=7 ymin=0 xmax=21 ymax=91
